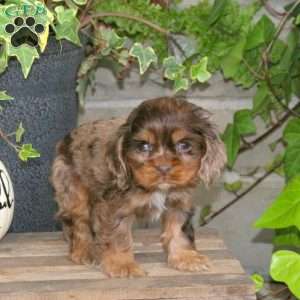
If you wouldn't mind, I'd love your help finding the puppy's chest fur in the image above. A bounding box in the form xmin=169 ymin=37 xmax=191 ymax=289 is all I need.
xmin=148 ymin=190 xmax=167 ymax=221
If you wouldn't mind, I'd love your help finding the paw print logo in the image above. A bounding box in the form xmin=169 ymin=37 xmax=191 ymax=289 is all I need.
xmin=5 ymin=16 xmax=44 ymax=48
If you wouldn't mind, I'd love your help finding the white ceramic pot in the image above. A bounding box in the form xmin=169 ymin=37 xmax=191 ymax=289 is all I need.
xmin=0 ymin=160 xmax=14 ymax=240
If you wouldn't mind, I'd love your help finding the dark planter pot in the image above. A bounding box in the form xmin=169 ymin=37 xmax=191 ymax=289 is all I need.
xmin=0 ymin=36 xmax=84 ymax=232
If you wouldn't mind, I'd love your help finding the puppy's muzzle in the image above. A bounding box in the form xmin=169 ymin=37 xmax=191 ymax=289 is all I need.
xmin=155 ymin=164 xmax=172 ymax=175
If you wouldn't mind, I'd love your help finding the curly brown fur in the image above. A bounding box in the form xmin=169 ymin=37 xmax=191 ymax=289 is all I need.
xmin=50 ymin=97 xmax=226 ymax=278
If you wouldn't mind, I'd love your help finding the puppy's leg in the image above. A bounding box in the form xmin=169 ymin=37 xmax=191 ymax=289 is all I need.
xmin=67 ymin=181 xmax=95 ymax=265
xmin=93 ymin=204 xmax=146 ymax=278
xmin=51 ymin=156 xmax=94 ymax=265
xmin=161 ymin=206 xmax=210 ymax=272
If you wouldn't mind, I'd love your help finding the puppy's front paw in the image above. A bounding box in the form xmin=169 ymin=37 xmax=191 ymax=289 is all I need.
xmin=70 ymin=246 xmax=95 ymax=265
xmin=168 ymin=249 xmax=211 ymax=272
xmin=101 ymin=252 xmax=146 ymax=278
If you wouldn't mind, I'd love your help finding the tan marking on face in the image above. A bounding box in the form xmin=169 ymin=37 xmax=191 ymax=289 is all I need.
xmin=171 ymin=128 xmax=190 ymax=144
xmin=134 ymin=129 xmax=156 ymax=144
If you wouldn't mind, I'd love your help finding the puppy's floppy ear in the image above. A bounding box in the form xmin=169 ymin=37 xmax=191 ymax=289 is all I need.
xmin=105 ymin=124 xmax=131 ymax=190
xmin=191 ymin=106 xmax=227 ymax=186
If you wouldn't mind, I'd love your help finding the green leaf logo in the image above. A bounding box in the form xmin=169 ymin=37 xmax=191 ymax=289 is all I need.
xmin=0 ymin=0 xmax=54 ymax=77
xmin=7 ymin=44 xmax=39 ymax=78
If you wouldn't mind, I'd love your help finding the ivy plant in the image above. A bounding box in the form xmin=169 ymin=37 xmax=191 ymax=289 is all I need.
xmin=0 ymin=91 xmax=40 ymax=161
xmin=213 ymin=0 xmax=300 ymax=297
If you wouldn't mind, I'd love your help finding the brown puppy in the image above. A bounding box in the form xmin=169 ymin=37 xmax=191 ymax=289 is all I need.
xmin=50 ymin=97 xmax=226 ymax=278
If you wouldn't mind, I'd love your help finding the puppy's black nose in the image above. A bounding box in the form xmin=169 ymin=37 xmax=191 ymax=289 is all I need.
xmin=156 ymin=165 xmax=171 ymax=174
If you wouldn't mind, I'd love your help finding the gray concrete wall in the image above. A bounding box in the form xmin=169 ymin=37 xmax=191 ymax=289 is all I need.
xmin=78 ymin=0 xmax=290 ymax=275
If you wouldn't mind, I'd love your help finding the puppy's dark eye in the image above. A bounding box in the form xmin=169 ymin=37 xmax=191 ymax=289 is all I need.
xmin=135 ymin=141 xmax=153 ymax=153
xmin=176 ymin=141 xmax=192 ymax=153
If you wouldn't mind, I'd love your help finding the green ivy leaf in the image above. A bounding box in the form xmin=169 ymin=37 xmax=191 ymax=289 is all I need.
xmin=0 ymin=5 xmax=12 ymax=43
xmin=234 ymin=109 xmax=256 ymax=135
xmin=118 ymin=49 xmax=129 ymax=66
xmin=246 ymin=15 xmax=275 ymax=50
xmin=129 ymin=43 xmax=157 ymax=75
xmin=221 ymin=37 xmax=246 ymax=79
xmin=233 ymin=63 xmax=256 ymax=88
xmin=224 ymin=180 xmax=242 ymax=193
xmin=200 ymin=205 xmax=211 ymax=219
xmin=7 ymin=44 xmax=39 ymax=78
xmin=0 ymin=91 xmax=13 ymax=101
xmin=292 ymin=75 xmax=300 ymax=98
xmin=283 ymin=118 xmax=300 ymax=147
xmin=264 ymin=154 xmax=284 ymax=176
xmin=252 ymin=83 xmax=269 ymax=115
xmin=255 ymin=175 xmax=300 ymax=230
xmin=208 ymin=0 xmax=228 ymax=25
xmin=64 ymin=0 xmax=78 ymax=10
xmin=31 ymin=2 xmax=54 ymax=52
xmin=279 ymin=30 xmax=299 ymax=74
xmin=15 ymin=122 xmax=25 ymax=143
xmin=274 ymin=227 xmax=300 ymax=248
xmin=284 ymin=119 xmax=300 ymax=180
xmin=174 ymin=77 xmax=189 ymax=92
xmin=54 ymin=6 xmax=81 ymax=46
xmin=285 ymin=2 xmax=300 ymax=17
xmin=250 ymin=273 xmax=264 ymax=292
xmin=199 ymin=205 xmax=211 ymax=225
xmin=284 ymin=141 xmax=300 ymax=180
xmin=270 ymin=250 xmax=300 ymax=298
xmin=190 ymin=57 xmax=212 ymax=83
xmin=18 ymin=144 xmax=40 ymax=162
xmin=0 ymin=90 xmax=12 ymax=110
xmin=163 ymin=56 xmax=185 ymax=80
xmin=296 ymin=14 xmax=300 ymax=25
xmin=0 ymin=43 xmax=8 ymax=74
xmin=222 ymin=124 xmax=240 ymax=168
xmin=78 ymin=55 xmax=97 ymax=77
xmin=270 ymin=40 xmax=286 ymax=64
xmin=100 ymin=28 xmax=126 ymax=55
xmin=72 ymin=0 xmax=87 ymax=5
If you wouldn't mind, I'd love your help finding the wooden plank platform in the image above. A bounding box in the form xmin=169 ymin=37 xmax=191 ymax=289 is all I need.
xmin=0 ymin=228 xmax=256 ymax=300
